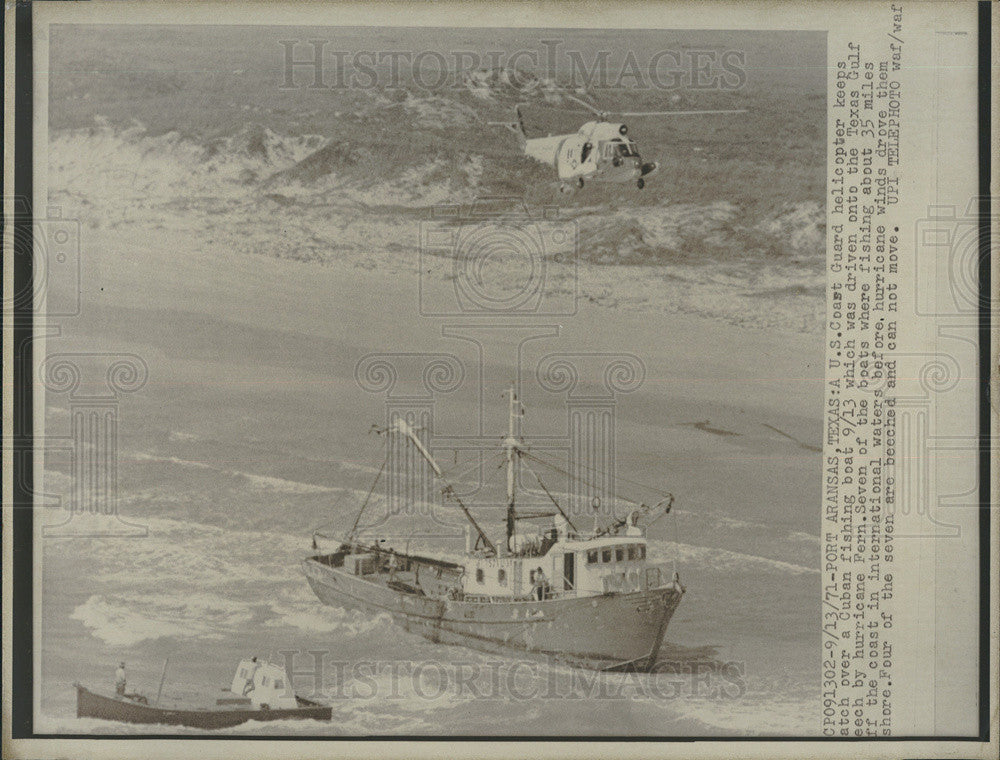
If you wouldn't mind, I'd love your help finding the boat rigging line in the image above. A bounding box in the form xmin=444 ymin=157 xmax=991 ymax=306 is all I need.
xmin=518 ymin=448 xmax=665 ymax=511
xmin=518 ymin=452 xmax=579 ymax=534
xmin=314 ymin=390 xmax=677 ymax=554
xmin=387 ymin=418 xmax=497 ymax=555
xmin=345 ymin=447 xmax=389 ymax=543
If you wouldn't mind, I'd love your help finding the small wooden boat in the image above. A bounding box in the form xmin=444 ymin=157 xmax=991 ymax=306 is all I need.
xmin=75 ymin=658 xmax=332 ymax=730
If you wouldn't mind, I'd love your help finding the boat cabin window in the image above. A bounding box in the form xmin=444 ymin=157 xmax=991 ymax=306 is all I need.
xmin=615 ymin=547 xmax=624 ymax=562
xmin=627 ymin=545 xmax=637 ymax=561
xmin=601 ymin=548 xmax=612 ymax=563
xmin=587 ymin=550 xmax=598 ymax=564
xmin=498 ymin=569 xmax=507 ymax=585
xmin=476 ymin=568 xmax=484 ymax=584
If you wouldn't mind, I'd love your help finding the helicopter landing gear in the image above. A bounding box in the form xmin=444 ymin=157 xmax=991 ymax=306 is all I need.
xmin=636 ymin=178 xmax=645 ymax=189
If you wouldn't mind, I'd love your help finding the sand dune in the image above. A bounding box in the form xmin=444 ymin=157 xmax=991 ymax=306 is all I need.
xmin=48 ymin=123 xmax=824 ymax=332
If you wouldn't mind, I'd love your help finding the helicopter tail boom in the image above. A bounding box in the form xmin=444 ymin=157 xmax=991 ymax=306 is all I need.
xmin=487 ymin=104 xmax=528 ymax=147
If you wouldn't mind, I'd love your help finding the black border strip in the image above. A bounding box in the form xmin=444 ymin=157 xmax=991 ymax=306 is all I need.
xmin=8 ymin=3 xmax=992 ymax=743
xmin=977 ymin=0 xmax=991 ymax=743
xmin=12 ymin=0 xmax=35 ymax=740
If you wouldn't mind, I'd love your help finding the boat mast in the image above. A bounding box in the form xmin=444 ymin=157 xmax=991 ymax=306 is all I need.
xmin=391 ymin=418 xmax=496 ymax=555
xmin=503 ymin=384 xmax=520 ymax=552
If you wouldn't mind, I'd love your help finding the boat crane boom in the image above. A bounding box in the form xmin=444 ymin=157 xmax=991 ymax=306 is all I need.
xmin=390 ymin=418 xmax=496 ymax=554
xmin=391 ymin=419 xmax=444 ymax=478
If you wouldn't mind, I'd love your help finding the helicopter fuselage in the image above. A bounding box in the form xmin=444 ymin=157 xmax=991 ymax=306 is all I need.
xmin=524 ymin=121 xmax=657 ymax=188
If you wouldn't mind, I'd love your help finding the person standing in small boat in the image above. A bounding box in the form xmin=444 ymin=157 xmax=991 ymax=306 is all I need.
xmin=242 ymin=656 xmax=260 ymax=696
xmin=534 ymin=568 xmax=549 ymax=601
xmin=115 ymin=662 xmax=126 ymax=696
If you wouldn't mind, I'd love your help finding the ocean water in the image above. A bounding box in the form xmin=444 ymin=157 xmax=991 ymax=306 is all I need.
xmin=39 ymin=349 xmax=821 ymax=737
xmin=41 ymin=514 xmax=818 ymax=736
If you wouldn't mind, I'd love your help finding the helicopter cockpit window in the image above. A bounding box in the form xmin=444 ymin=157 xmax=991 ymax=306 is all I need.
xmin=606 ymin=141 xmax=637 ymax=166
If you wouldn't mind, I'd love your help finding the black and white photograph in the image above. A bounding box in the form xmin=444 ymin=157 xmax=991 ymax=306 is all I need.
xmin=3 ymin=1 xmax=993 ymax=757
xmin=34 ymin=22 xmax=825 ymax=737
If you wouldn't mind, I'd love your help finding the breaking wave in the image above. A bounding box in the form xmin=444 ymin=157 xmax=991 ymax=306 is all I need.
xmin=70 ymin=593 xmax=253 ymax=647
xmin=132 ymin=452 xmax=345 ymax=494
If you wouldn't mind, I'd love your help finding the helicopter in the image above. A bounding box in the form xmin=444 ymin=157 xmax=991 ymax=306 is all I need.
xmin=490 ymin=93 xmax=746 ymax=192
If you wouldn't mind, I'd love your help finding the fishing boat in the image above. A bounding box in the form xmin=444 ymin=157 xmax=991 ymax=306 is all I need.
xmin=303 ymin=387 xmax=684 ymax=672
xmin=75 ymin=658 xmax=332 ymax=729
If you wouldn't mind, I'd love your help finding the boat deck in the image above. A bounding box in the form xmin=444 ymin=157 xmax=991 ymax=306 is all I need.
xmin=313 ymin=552 xmax=572 ymax=603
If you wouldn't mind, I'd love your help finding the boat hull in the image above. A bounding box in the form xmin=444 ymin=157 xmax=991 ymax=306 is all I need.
xmin=302 ymin=556 xmax=683 ymax=671
xmin=75 ymin=684 xmax=331 ymax=730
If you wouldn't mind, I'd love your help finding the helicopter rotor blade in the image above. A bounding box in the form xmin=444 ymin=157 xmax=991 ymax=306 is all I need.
xmin=527 ymin=83 xmax=747 ymax=120
xmin=561 ymin=93 xmax=607 ymax=118
xmin=559 ymin=107 xmax=747 ymax=118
